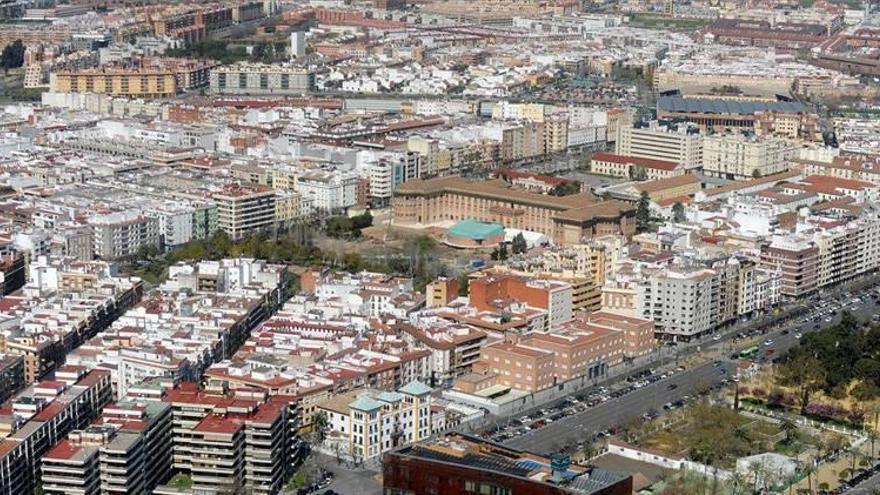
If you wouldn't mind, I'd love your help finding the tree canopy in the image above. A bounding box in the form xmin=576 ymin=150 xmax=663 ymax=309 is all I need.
xmin=780 ymin=312 xmax=880 ymax=404
xmin=1 ymin=40 xmax=25 ymax=70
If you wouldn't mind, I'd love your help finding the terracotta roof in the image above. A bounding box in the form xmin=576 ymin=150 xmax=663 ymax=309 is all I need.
xmin=592 ymin=152 xmax=681 ymax=171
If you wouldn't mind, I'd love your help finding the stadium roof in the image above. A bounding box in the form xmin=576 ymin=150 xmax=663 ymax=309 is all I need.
xmin=658 ymin=96 xmax=809 ymax=115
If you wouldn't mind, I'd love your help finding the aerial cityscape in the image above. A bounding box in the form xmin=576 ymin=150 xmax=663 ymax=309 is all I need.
xmin=2 ymin=0 xmax=880 ymax=493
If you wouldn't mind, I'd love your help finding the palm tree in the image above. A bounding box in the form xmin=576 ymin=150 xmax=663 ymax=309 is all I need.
xmin=803 ymin=460 xmax=816 ymax=495
xmin=781 ymin=418 xmax=799 ymax=445
xmin=870 ymin=429 xmax=879 ymax=462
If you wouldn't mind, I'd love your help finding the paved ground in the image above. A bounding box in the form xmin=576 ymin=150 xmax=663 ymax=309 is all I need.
xmin=291 ymin=453 xmax=382 ymax=495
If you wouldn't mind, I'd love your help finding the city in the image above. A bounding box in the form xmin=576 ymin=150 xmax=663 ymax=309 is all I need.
xmin=1 ymin=0 xmax=880 ymax=493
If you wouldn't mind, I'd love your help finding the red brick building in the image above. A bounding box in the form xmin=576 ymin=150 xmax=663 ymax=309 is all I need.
xmin=383 ymin=433 xmax=633 ymax=495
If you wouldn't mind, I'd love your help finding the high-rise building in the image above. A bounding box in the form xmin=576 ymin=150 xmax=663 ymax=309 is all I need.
xmin=616 ymin=121 xmax=702 ymax=170
xmin=211 ymin=184 xmax=277 ymax=240
xmin=290 ymin=31 xmax=305 ymax=59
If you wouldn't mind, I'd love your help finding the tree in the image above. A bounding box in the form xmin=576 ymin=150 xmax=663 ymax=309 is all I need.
xmin=549 ymin=182 xmax=581 ymax=196
xmin=629 ymin=166 xmax=648 ymax=181
xmin=672 ymin=202 xmax=686 ymax=223
xmin=1 ymin=40 xmax=25 ymax=70
xmin=777 ymin=352 xmax=825 ymax=411
xmin=457 ymin=273 xmax=470 ymax=296
xmin=511 ymin=233 xmax=528 ymax=254
xmin=636 ymin=191 xmax=652 ymax=233
xmin=752 ymin=169 xmax=763 ymax=179
xmin=325 ymin=216 xmax=355 ymax=239
xmin=311 ymin=412 xmax=328 ymax=444
xmin=780 ymin=418 xmax=799 ymax=445
xmin=351 ymin=211 xmax=373 ymax=230
xmin=498 ymin=243 xmax=509 ymax=261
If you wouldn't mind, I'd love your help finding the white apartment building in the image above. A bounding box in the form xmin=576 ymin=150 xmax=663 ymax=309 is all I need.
xmin=87 ymin=211 xmax=161 ymax=260
xmin=702 ymin=133 xmax=798 ymax=180
xmin=359 ymin=151 xmax=419 ymax=207
xmin=616 ymin=121 xmax=703 ymax=169
xmin=295 ymin=171 xmax=357 ymax=213
xmin=145 ymin=203 xmax=195 ymax=248
xmin=319 ymin=381 xmax=432 ymax=463
xmin=641 ymin=266 xmax=715 ymax=340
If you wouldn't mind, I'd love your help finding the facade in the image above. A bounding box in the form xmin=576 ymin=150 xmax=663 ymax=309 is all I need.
xmin=476 ymin=342 xmax=555 ymax=392
xmin=317 ymin=381 xmax=432 ymax=463
xmin=615 ymin=121 xmax=702 ymax=169
xmin=590 ymin=152 xmax=684 ymax=180
xmin=210 ymin=63 xmax=316 ymax=95
xmin=0 ymin=370 xmax=114 ymax=495
xmin=50 ymin=58 xmax=214 ymax=97
xmin=392 ymin=176 xmax=635 ymax=245
xmin=760 ymin=236 xmax=819 ymax=298
xmin=87 ymin=212 xmax=161 ymax=259
xmin=211 ymin=184 xmax=277 ymax=240
xmin=586 ymin=311 xmax=655 ymax=359
xmin=702 ymin=134 xmax=797 ymax=180
xmin=469 ymin=274 xmax=573 ymax=329
xmin=383 ymin=433 xmax=633 ymax=495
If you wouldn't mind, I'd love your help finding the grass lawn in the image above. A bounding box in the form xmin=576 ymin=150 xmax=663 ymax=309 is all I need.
xmin=634 ymin=404 xmax=796 ymax=469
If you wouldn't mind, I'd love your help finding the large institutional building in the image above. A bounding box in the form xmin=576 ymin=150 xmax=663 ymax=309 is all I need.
xmin=392 ymin=176 xmax=635 ymax=245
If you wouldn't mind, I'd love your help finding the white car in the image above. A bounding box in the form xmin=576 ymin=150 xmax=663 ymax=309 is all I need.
xmin=763 ymin=339 xmax=773 ymax=346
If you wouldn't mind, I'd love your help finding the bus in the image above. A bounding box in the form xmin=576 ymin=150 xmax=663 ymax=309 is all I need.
xmin=737 ymin=346 xmax=759 ymax=360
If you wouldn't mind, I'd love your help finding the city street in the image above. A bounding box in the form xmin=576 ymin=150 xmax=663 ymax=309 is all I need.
xmin=505 ymin=360 xmax=734 ymax=453
xmin=500 ymin=275 xmax=880 ymax=454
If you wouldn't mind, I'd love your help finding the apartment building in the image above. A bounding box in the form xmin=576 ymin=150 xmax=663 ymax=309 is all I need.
xmin=50 ymin=58 xmax=215 ymax=97
xmin=0 ymin=369 xmax=113 ymax=495
xmin=0 ymin=355 xmax=24 ymax=405
xmin=406 ymin=136 xmax=489 ymax=177
xmin=395 ymin=319 xmax=487 ymax=384
xmin=642 ymin=266 xmax=716 ymax=341
xmin=210 ymin=63 xmax=316 ymax=95
xmin=211 ymin=184 xmax=277 ymax=240
xmin=40 ymin=400 xmax=173 ymax=495
xmin=295 ymin=170 xmax=358 ymax=213
xmin=87 ymin=212 xmax=161 ymax=260
xmin=363 ymin=153 xmax=420 ymax=207
xmin=148 ymin=383 xmax=296 ymax=495
xmin=317 ymin=381 xmax=432 ymax=463
xmin=702 ymin=133 xmax=798 ymax=180
xmin=425 ymin=277 xmax=460 ymax=308
xmin=760 ymin=236 xmax=819 ymax=298
xmin=468 ymin=274 xmax=573 ymax=329
xmin=616 ymin=121 xmax=703 ymax=169
xmin=798 ymin=155 xmax=880 ymax=186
